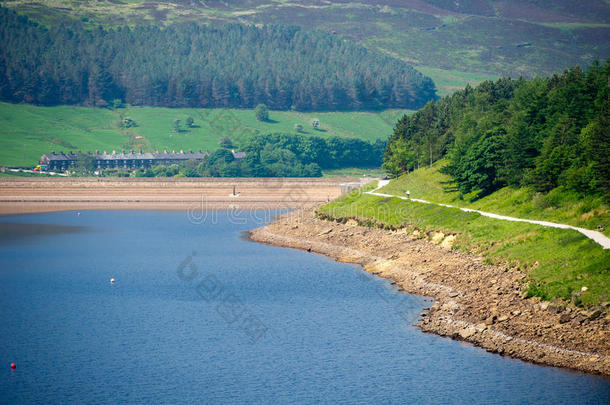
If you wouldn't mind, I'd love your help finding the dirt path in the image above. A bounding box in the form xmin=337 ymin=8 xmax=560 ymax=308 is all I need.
xmin=367 ymin=180 xmax=610 ymax=249
xmin=249 ymin=209 xmax=610 ymax=376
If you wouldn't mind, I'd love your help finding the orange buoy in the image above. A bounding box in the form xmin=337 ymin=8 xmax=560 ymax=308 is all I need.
xmin=10 ymin=363 xmax=16 ymax=369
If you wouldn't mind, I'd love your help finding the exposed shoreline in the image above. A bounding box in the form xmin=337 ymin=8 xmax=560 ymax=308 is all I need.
xmin=249 ymin=209 xmax=610 ymax=376
xmin=0 ymin=177 xmax=351 ymax=214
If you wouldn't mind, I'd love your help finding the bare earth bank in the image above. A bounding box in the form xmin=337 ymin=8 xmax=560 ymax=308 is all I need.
xmin=0 ymin=177 xmax=351 ymax=214
xmin=249 ymin=209 xmax=610 ymax=376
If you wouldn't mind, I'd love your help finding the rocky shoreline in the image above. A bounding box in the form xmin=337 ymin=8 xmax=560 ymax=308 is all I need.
xmin=249 ymin=209 xmax=610 ymax=376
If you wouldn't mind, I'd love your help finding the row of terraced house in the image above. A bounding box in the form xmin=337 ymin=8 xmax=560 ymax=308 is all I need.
xmin=39 ymin=150 xmax=215 ymax=171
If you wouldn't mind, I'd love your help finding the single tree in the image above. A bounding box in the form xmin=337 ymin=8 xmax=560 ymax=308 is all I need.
xmin=76 ymin=153 xmax=96 ymax=175
xmin=311 ymin=118 xmax=320 ymax=130
xmin=255 ymin=104 xmax=269 ymax=122
xmin=219 ymin=136 xmax=233 ymax=148
xmin=186 ymin=116 xmax=195 ymax=128
xmin=294 ymin=124 xmax=303 ymax=132
xmin=173 ymin=119 xmax=181 ymax=132
xmin=120 ymin=117 xmax=137 ymax=128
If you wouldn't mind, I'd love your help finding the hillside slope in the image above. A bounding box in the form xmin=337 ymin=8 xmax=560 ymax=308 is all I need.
xmin=320 ymin=182 xmax=610 ymax=307
xmin=0 ymin=102 xmax=408 ymax=167
xmin=0 ymin=8 xmax=436 ymax=110
xmin=379 ymin=160 xmax=610 ymax=237
xmin=3 ymin=0 xmax=609 ymax=92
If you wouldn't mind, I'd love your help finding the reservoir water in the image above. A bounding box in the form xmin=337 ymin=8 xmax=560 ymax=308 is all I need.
xmin=1 ymin=211 xmax=608 ymax=404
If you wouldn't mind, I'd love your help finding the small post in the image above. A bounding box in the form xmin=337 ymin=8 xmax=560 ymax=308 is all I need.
xmin=233 ymin=185 xmax=236 ymax=196
xmin=406 ymin=190 xmax=410 ymax=199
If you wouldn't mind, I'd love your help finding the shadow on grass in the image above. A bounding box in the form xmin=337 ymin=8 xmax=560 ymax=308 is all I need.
xmin=440 ymin=180 xmax=460 ymax=194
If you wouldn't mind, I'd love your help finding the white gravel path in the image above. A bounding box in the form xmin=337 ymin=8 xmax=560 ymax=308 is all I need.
xmin=366 ymin=180 xmax=610 ymax=249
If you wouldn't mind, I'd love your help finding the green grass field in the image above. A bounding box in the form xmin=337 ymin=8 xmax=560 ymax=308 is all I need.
xmin=379 ymin=160 xmax=610 ymax=236
xmin=0 ymin=102 xmax=412 ymax=167
xmin=413 ymin=66 xmax=499 ymax=97
xmin=320 ymin=190 xmax=610 ymax=307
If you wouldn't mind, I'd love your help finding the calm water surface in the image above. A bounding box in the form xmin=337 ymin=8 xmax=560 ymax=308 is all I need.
xmin=0 ymin=211 xmax=608 ymax=404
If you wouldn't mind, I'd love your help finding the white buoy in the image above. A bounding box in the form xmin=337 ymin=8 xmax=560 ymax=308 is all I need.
xmin=110 ymin=278 xmax=115 ymax=284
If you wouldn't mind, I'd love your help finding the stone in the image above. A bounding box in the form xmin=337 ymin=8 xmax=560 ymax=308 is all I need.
xmin=497 ymin=315 xmax=509 ymax=322
xmin=485 ymin=315 xmax=497 ymax=325
xmin=587 ymin=309 xmax=602 ymax=320
xmin=581 ymin=286 xmax=588 ymax=292
xmin=442 ymin=301 xmax=459 ymax=312
xmin=459 ymin=327 xmax=477 ymax=339
xmin=440 ymin=235 xmax=456 ymax=249
xmin=558 ymin=313 xmax=571 ymax=324
xmin=317 ymin=228 xmax=333 ymax=236
xmin=540 ymin=302 xmax=549 ymax=310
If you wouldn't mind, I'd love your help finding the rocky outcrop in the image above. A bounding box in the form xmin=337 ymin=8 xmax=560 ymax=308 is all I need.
xmin=249 ymin=209 xmax=610 ymax=375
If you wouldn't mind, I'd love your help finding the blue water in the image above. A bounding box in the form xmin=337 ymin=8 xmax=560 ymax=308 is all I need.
xmin=0 ymin=210 xmax=608 ymax=404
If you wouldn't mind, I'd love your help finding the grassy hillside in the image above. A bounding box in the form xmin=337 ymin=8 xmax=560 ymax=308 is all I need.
xmin=3 ymin=0 xmax=608 ymax=88
xmin=0 ymin=102 xmax=410 ymax=167
xmin=379 ymin=161 xmax=610 ymax=237
xmin=412 ymin=66 xmax=499 ymax=97
xmin=319 ymin=190 xmax=610 ymax=307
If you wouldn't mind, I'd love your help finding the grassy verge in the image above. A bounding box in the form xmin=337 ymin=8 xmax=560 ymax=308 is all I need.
xmin=379 ymin=160 xmax=610 ymax=237
xmin=319 ymin=191 xmax=610 ymax=307
xmin=0 ymin=170 xmax=53 ymax=177
xmin=0 ymin=102 xmax=408 ymax=167
xmin=322 ymin=168 xmax=385 ymax=178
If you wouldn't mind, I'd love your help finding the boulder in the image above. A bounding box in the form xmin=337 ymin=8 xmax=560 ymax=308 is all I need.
xmin=459 ymin=327 xmax=477 ymax=339
xmin=558 ymin=313 xmax=571 ymax=324
xmin=317 ymin=228 xmax=333 ymax=236
xmin=497 ymin=315 xmax=510 ymax=322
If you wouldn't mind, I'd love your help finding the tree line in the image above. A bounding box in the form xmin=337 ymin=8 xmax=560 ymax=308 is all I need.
xmin=200 ymin=133 xmax=385 ymax=177
xmin=110 ymin=133 xmax=384 ymax=178
xmin=0 ymin=6 xmax=437 ymax=111
xmin=383 ymin=59 xmax=610 ymax=197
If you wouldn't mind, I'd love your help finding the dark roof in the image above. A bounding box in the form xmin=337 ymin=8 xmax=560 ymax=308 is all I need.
xmin=41 ymin=151 xmax=209 ymax=162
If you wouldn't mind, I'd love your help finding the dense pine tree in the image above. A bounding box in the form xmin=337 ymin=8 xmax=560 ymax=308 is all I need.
xmin=0 ymin=7 xmax=437 ymax=111
xmin=383 ymin=60 xmax=610 ymax=198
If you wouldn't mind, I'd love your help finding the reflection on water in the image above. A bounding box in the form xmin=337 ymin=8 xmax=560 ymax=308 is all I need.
xmin=0 ymin=222 xmax=89 ymax=243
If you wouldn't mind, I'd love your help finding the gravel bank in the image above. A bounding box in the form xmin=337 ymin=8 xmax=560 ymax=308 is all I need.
xmin=0 ymin=177 xmax=348 ymax=214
